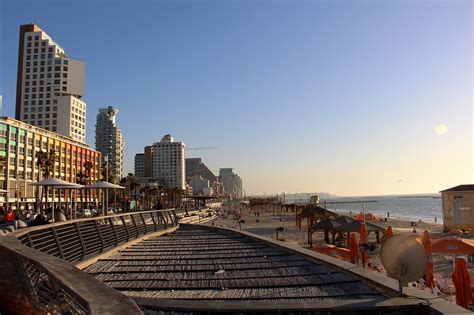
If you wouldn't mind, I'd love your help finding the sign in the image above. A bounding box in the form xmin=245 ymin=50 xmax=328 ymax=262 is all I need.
xmin=459 ymin=207 xmax=471 ymax=211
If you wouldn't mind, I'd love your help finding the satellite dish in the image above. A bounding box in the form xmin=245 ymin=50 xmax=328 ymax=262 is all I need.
xmin=381 ymin=235 xmax=427 ymax=296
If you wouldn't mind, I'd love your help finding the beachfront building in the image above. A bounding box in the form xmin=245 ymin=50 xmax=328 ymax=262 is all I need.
xmin=152 ymin=135 xmax=185 ymax=190
xmin=189 ymin=175 xmax=212 ymax=195
xmin=134 ymin=135 xmax=185 ymax=190
xmin=441 ymin=184 xmax=474 ymax=231
xmin=0 ymin=117 xmax=101 ymax=209
xmin=185 ymin=157 xmax=220 ymax=195
xmin=15 ymin=24 xmax=87 ymax=142
xmin=219 ymin=168 xmax=243 ymax=200
xmin=95 ymin=106 xmax=124 ymax=183
xmin=134 ymin=153 xmax=145 ymax=178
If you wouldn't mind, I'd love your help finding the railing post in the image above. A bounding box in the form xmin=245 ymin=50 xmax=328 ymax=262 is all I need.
xmin=93 ymin=220 xmax=105 ymax=252
xmin=130 ymin=214 xmax=139 ymax=237
xmin=51 ymin=227 xmax=65 ymax=259
xmin=26 ymin=233 xmax=34 ymax=248
xmin=160 ymin=212 xmax=167 ymax=229
xmin=150 ymin=210 xmax=158 ymax=231
xmin=75 ymin=222 xmax=86 ymax=259
xmin=108 ymin=217 xmax=119 ymax=247
xmin=121 ymin=216 xmax=131 ymax=242
xmin=139 ymin=213 xmax=147 ymax=234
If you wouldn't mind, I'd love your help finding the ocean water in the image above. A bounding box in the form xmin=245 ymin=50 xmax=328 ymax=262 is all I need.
xmin=288 ymin=194 xmax=443 ymax=223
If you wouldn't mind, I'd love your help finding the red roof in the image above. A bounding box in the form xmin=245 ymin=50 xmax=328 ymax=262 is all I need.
xmin=440 ymin=185 xmax=474 ymax=193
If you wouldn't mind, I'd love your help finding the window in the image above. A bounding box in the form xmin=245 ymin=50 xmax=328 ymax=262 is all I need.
xmin=35 ymin=35 xmax=39 ymax=40
xmin=55 ymin=60 xmax=61 ymax=65
xmin=23 ymin=115 xmax=28 ymax=119
xmin=27 ymin=36 xmax=32 ymax=40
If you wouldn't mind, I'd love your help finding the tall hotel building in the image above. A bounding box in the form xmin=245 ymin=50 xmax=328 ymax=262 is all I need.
xmin=95 ymin=106 xmax=124 ymax=182
xmin=152 ymin=135 xmax=185 ymax=190
xmin=15 ymin=24 xmax=87 ymax=142
xmin=134 ymin=136 xmax=185 ymax=190
xmin=0 ymin=117 xmax=100 ymax=207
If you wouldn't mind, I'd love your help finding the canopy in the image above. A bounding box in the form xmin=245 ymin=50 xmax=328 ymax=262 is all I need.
xmin=335 ymin=215 xmax=354 ymax=225
xmin=336 ymin=220 xmax=385 ymax=233
xmin=84 ymin=181 xmax=124 ymax=189
xmin=310 ymin=218 xmax=343 ymax=232
xmin=431 ymin=237 xmax=474 ymax=255
xmin=452 ymin=258 xmax=472 ymax=308
xmin=30 ymin=178 xmax=79 ymax=187
xmin=297 ymin=206 xmax=338 ymax=219
xmin=51 ymin=183 xmax=84 ymax=189
xmin=0 ymin=189 xmax=8 ymax=193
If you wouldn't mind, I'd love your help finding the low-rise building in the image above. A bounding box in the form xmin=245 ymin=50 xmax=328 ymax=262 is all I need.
xmin=441 ymin=184 xmax=474 ymax=231
xmin=189 ymin=175 xmax=210 ymax=195
xmin=0 ymin=117 xmax=101 ymax=209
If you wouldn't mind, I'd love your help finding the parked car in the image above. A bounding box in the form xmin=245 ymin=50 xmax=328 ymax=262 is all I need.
xmin=83 ymin=209 xmax=91 ymax=217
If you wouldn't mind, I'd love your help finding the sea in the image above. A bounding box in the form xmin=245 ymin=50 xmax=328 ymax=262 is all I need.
xmin=287 ymin=194 xmax=443 ymax=224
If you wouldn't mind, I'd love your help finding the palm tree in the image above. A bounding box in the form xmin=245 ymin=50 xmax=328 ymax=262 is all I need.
xmin=76 ymin=171 xmax=87 ymax=209
xmin=35 ymin=151 xmax=48 ymax=209
xmin=84 ymin=161 xmax=93 ymax=204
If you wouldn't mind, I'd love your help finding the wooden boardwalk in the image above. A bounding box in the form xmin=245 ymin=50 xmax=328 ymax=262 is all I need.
xmin=85 ymin=225 xmax=419 ymax=312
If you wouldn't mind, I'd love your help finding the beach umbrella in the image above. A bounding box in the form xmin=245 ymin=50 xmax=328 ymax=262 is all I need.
xmin=349 ymin=232 xmax=359 ymax=264
xmin=31 ymin=178 xmax=81 ymax=223
xmin=452 ymin=258 xmax=472 ymax=309
xmin=432 ymin=238 xmax=474 ymax=255
xmin=360 ymin=223 xmax=368 ymax=267
xmin=385 ymin=225 xmax=394 ymax=240
xmin=84 ymin=181 xmax=124 ymax=217
xmin=421 ymin=230 xmax=435 ymax=289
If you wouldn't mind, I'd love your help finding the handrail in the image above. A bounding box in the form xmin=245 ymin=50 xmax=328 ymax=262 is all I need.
xmin=0 ymin=209 xmax=179 ymax=314
xmin=13 ymin=209 xmax=179 ymax=264
xmin=0 ymin=234 xmax=142 ymax=314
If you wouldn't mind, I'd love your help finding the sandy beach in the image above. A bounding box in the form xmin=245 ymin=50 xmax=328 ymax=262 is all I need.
xmin=206 ymin=207 xmax=444 ymax=246
xmin=204 ymin=205 xmax=472 ymax=300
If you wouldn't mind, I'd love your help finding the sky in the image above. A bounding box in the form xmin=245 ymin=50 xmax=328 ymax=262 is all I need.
xmin=0 ymin=0 xmax=472 ymax=196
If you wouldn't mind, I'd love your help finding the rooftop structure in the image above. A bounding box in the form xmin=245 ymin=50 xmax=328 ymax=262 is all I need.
xmin=441 ymin=184 xmax=474 ymax=231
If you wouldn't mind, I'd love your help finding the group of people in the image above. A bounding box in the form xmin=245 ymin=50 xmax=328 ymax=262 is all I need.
xmin=0 ymin=207 xmax=55 ymax=231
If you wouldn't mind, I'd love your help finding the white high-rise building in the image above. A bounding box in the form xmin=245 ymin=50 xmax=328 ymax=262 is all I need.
xmin=95 ymin=107 xmax=124 ymax=182
xmin=152 ymin=134 xmax=185 ymax=190
xmin=15 ymin=24 xmax=86 ymax=142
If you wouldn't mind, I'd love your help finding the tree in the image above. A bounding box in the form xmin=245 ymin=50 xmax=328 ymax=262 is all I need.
xmin=35 ymin=151 xmax=48 ymax=208
xmin=84 ymin=161 xmax=93 ymax=204
xmin=76 ymin=171 xmax=87 ymax=209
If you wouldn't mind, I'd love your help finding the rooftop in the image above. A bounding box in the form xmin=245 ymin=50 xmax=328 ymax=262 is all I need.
xmin=440 ymin=184 xmax=474 ymax=192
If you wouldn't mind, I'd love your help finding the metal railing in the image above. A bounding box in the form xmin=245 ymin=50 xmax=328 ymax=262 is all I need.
xmin=0 ymin=209 xmax=178 ymax=314
xmin=14 ymin=209 xmax=178 ymax=264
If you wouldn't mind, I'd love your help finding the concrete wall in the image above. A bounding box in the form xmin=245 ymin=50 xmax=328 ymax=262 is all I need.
xmin=442 ymin=191 xmax=474 ymax=229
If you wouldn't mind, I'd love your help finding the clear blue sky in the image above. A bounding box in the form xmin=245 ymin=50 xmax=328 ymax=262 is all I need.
xmin=1 ymin=0 xmax=472 ymax=196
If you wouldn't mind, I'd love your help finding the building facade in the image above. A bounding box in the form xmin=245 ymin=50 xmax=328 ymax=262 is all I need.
xmin=185 ymin=158 xmax=220 ymax=196
xmin=0 ymin=117 xmax=101 ymax=208
xmin=134 ymin=153 xmax=145 ymax=178
xmin=441 ymin=184 xmax=474 ymax=231
xmin=219 ymin=168 xmax=243 ymax=200
xmin=95 ymin=106 xmax=124 ymax=182
xmin=189 ymin=175 xmax=211 ymax=195
xmin=15 ymin=24 xmax=87 ymax=142
xmin=151 ymin=135 xmax=185 ymax=190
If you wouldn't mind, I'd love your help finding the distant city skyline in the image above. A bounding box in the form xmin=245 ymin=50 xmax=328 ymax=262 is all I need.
xmin=1 ymin=0 xmax=472 ymax=196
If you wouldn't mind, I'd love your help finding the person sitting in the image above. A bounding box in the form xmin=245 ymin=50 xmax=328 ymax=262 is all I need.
xmin=33 ymin=211 xmax=47 ymax=226
xmin=2 ymin=208 xmax=17 ymax=230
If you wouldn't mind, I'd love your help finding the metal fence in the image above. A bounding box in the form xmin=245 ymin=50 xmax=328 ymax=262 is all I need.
xmin=0 ymin=209 xmax=178 ymax=314
xmin=15 ymin=209 xmax=178 ymax=264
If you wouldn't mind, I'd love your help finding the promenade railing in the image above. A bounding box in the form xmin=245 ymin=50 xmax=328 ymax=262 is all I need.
xmin=14 ymin=209 xmax=178 ymax=264
xmin=0 ymin=209 xmax=178 ymax=314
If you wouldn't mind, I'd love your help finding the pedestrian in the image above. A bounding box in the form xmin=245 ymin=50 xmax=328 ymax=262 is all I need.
xmin=435 ymin=217 xmax=437 ymax=223
xmin=387 ymin=212 xmax=390 ymax=218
